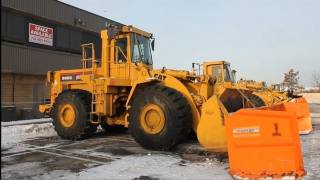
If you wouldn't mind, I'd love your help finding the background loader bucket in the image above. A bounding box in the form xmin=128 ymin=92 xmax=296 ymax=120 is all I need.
xmin=197 ymin=95 xmax=228 ymax=152
xmin=262 ymin=97 xmax=312 ymax=134
xmin=226 ymin=109 xmax=305 ymax=178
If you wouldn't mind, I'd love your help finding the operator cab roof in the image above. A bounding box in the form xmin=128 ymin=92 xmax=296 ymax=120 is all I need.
xmin=203 ymin=61 xmax=230 ymax=66
xmin=122 ymin=25 xmax=153 ymax=38
xmin=104 ymin=23 xmax=153 ymax=38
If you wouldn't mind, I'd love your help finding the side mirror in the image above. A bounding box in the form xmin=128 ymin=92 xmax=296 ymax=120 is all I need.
xmin=151 ymin=39 xmax=155 ymax=51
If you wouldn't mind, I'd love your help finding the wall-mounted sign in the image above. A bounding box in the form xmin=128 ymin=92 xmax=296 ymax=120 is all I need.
xmin=29 ymin=23 xmax=53 ymax=46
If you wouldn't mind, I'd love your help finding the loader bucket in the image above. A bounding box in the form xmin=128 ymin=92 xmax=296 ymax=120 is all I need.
xmin=226 ymin=108 xmax=305 ymax=178
xmin=197 ymin=95 xmax=228 ymax=152
xmin=261 ymin=97 xmax=312 ymax=134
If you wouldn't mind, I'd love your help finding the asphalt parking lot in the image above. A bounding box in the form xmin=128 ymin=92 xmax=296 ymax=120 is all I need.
xmin=1 ymin=131 xmax=231 ymax=180
xmin=1 ymin=103 xmax=320 ymax=180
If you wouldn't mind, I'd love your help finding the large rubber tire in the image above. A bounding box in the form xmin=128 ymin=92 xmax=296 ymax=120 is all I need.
xmin=128 ymin=85 xmax=193 ymax=150
xmin=248 ymin=94 xmax=266 ymax=107
xmin=51 ymin=90 xmax=97 ymax=140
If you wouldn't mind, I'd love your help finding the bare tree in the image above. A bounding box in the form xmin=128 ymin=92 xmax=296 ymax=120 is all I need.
xmin=282 ymin=69 xmax=300 ymax=91
xmin=312 ymin=70 xmax=320 ymax=91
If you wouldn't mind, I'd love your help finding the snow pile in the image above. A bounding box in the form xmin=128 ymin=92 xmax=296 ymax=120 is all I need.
xmin=1 ymin=122 xmax=56 ymax=149
xmin=61 ymin=154 xmax=231 ymax=180
xmin=301 ymin=93 xmax=320 ymax=104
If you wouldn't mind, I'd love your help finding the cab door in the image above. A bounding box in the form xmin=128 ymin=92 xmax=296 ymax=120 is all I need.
xmin=110 ymin=35 xmax=130 ymax=81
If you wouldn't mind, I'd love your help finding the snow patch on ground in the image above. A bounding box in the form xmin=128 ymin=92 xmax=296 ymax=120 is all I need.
xmin=1 ymin=122 xmax=56 ymax=149
xmin=301 ymin=129 xmax=320 ymax=179
xmin=1 ymin=118 xmax=52 ymax=127
xmin=1 ymin=162 xmax=46 ymax=180
xmin=61 ymin=154 xmax=231 ymax=180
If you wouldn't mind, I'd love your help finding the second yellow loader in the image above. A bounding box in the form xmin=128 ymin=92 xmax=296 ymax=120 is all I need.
xmin=201 ymin=60 xmax=312 ymax=134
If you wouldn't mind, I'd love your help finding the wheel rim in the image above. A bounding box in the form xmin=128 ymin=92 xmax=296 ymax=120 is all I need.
xmin=140 ymin=104 xmax=165 ymax=134
xmin=59 ymin=104 xmax=76 ymax=128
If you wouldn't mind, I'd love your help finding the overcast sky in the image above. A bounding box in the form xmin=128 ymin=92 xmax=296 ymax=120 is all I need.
xmin=61 ymin=0 xmax=319 ymax=87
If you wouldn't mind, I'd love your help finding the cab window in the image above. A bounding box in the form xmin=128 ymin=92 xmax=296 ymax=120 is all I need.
xmin=212 ymin=66 xmax=222 ymax=82
xmin=115 ymin=38 xmax=127 ymax=63
xmin=131 ymin=34 xmax=153 ymax=65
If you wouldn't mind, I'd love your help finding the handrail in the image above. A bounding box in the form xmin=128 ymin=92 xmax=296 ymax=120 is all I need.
xmin=81 ymin=43 xmax=96 ymax=77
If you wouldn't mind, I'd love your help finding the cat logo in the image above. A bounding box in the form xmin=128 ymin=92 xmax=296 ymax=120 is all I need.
xmin=154 ymin=73 xmax=167 ymax=81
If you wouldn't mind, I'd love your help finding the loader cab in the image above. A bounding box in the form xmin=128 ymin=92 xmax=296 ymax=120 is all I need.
xmin=110 ymin=26 xmax=153 ymax=66
xmin=101 ymin=25 xmax=154 ymax=81
xmin=271 ymin=84 xmax=281 ymax=92
xmin=112 ymin=33 xmax=153 ymax=65
xmin=203 ymin=61 xmax=236 ymax=84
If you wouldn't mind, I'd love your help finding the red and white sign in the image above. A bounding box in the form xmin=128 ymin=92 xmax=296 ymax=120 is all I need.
xmin=29 ymin=23 xmax=53 ymax=46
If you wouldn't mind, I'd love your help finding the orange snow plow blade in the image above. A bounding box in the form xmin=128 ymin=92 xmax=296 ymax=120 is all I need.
xmin=226 ymin=108 xmax=305 ymax=178
xmin=288 ymin=97 xmax=312 ymax=134
xmin=263 ymin=97 xmax=312 ymax=134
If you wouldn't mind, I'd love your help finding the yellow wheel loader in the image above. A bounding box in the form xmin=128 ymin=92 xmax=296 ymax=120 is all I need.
xmin=201 ymin=61 xmax=270 ymax=111
xmin=202 ymin=60 xmax=312 ymax=134
xmin=39 ymin=24 xmax=306 ymax=178
xmin=237 ymin=79 xmax=292 ymax=106
xmin=202 ymin=61 xmax=285 ymax=106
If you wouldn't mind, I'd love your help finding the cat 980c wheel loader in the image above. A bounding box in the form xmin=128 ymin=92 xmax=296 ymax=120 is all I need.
xmin=39 ymin=24 xmax=307 ymax=178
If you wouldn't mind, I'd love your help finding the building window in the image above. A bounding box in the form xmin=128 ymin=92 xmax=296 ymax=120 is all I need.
xmin=56 ymin=27 xmax=70 ymax=49
xmin=70 ymin=30 xmax=82 ymax=52
xmin=6 ymin=12 xmax=26 ymax=43
xmin=1 ymin=11 xmax=7 ymax=38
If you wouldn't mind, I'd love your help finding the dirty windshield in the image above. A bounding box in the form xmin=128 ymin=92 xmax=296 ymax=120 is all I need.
xmin=131 ymin=34 xmax=153 ymax=65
